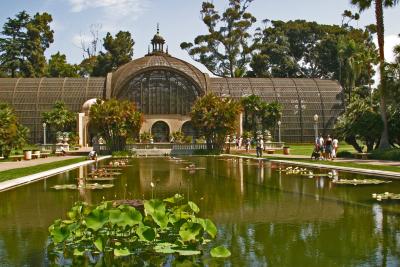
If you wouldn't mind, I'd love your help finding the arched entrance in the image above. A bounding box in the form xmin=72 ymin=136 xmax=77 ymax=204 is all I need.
xmin=181 ymin=121 xmax=198 ymax=142
xmin=151 ymin=121 xmax=170 ymax=142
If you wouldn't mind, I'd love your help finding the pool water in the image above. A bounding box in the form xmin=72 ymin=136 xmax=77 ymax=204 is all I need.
xmin=0 ymin=157 xmax=399 ymax=266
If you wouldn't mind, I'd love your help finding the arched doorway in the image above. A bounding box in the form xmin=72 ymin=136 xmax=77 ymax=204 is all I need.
xmin=181 ymin=121 xmax=197 ymax=142
xmin=151 ymin=121 xmax=170 ymax=142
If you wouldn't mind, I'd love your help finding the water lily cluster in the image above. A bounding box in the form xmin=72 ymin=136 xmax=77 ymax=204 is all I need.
xmin=372 ymin=192 xmax=400 ymax=201
xmin=47 ymin=194 xmax=230 ymax=264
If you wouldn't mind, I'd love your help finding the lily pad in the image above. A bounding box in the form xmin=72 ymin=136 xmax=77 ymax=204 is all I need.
xmin=210 ymin=246 xmax=231 ymax=258
xmin=114 ymin=248 xmax=131 ymax=257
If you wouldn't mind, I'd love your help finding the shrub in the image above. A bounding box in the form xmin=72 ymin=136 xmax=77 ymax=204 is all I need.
xmin=336 ymin=150 xmax=354 ymax=158
xmin=112 ymin=150 xmax=136 ymax=158
xmin=370 ymin=148 xmax=400 ymax=161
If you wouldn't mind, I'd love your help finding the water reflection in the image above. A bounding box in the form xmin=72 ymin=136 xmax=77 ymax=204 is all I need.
xmin=0 ymin=157 xmax=399 ymax=266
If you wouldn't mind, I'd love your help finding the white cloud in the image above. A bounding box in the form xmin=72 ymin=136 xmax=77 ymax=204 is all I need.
xmin=67 ymin=0 xmax=149 ymax=31
xmin=383 ymin=34 xmax=400 ymax=63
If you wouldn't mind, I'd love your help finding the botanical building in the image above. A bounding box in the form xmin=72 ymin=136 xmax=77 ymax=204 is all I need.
xmin=0 ymin=30 xmax=344 ymax=144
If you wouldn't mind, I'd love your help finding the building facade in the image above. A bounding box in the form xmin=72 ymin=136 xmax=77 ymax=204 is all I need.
xmin=0 ymin=30 xmax=344 ymax=144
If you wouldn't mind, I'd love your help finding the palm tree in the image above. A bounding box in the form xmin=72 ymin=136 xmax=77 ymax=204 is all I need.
xmin=351 ymin=0 xmax=399 ymax=149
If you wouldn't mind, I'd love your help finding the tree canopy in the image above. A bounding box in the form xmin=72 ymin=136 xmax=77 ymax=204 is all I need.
xmin=190 ymin=93 xmax=241 ymax=150
xmin=0 ymin=103 xmax=29 ymax=157
xmin=47 ymin=52 xmax=80 ymax=77
xmin=89 ymin=99 xmax=143 ymax=151
xmin=92 ymin=31 xmax=135 ymax=77
xmin=181 ymin=0 xmax=256 ymax=77
xmin=0 ymin=11 xmax=54 ymax=77
xmin=42 ymin=101 xmax=76 ymax=134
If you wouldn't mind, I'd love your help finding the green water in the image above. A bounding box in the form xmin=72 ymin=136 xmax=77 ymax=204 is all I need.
xmin=0 ymin=157 xmax=400 ymax=266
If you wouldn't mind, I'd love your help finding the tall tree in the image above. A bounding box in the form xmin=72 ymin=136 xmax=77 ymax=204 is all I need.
xmin=351 ymin=0 xmax=399 ymax=149
xmin=190 ymin=93 xmax=241 ymax=150
xmin=181 ymin=0 xmax=256 ymax=77
xmin=92 ymin=31 xmax=134 ymax=76
xmin=0 ymin=11 xmax=54 ymax=77
xmin=47 ymin=52 xmax=80 ymax=77
xmin=0 ymin=11 xmax=30 ymax=77
xmin=89 ymin=99 xmax=143 ymax=151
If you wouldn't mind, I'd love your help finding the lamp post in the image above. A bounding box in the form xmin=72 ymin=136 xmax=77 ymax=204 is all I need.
xmin=42 ymin=122 xmax=47 ymax=145
xmin=277 ymin=120 xmax=281 ymax=143
xmin=313 ymin=114 xmax=319 ymax=142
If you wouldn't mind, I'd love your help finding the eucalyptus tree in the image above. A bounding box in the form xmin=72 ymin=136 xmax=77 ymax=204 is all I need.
xmin=181 ymin=0 xmax=256 ymax=77
xmin=351 ymin=0 xmax=399 ymax=149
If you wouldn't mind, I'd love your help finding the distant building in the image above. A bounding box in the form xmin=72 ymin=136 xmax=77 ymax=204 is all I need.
xmin=0 ymin=28 xmax=343 ymax=144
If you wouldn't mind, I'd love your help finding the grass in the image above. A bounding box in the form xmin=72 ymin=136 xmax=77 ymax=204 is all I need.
xmin=0 ymin=157 xmax=86 ymax=183
xmin=273 ymin=143 xmax=357 ymax=156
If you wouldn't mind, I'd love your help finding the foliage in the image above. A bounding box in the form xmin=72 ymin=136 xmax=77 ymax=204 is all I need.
xmin=334 ymin=96 xmax=382 ymax=152
xmin=241 ymin=94 xmax=282 ymax=137
xmin=90 ymin=99 xmax=143 ymax=151
xmin=46 ymin=52 xmax=79 ymax=77
xmin=336 ymin=150 xmax=354 ymax=158
xmin=0 ymin=11 xmax=54 ymax=77
xmin=370 ymin=148 xmax=400 ymax=161
xmin=190 ymin=93 xmax=241 ymax=150
xmin=112 ymin=150 xmax=137 ymax=158
xmin=351 ymin=0 xmax=400 ymax=149
xmin=181 ymin=0 xmax=256 ymax=77
xmin=249 ymin=19 xmax=377 ymax=92
xmin=140 ymin=131 xmax=153 ymax=143
xmin=171 ymin=131 xmax=185 ymax=143
xmin=42 ymin=101 xmax=76 ymax=137
xmin=0 ymin=103 xmax=29 ymax=158
xmin=47 ymin=195 xmax=230 ymax=264
xmin=92 ymin=31 xmax=134 ymax=77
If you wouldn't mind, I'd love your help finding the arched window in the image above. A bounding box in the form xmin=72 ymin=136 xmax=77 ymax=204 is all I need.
xmin=117 ymin=69 xmax=201 ymax=115
xmin=181 ymin=121 xmax=199 ymax=140
xmin=151 ymin=121 xmax=170 ymax=142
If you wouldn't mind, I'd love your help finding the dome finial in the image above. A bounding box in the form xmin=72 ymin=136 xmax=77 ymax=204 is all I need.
xmin=151 ymin=23 xmax=166 ymax=53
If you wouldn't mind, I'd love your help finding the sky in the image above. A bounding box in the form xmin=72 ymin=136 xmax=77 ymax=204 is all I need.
xmin=0 ymin=0 xmax=399 ymax=74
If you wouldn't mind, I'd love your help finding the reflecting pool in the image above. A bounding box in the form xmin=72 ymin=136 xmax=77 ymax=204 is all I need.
xmin=0 ymin=157 xmax=400 ymax=266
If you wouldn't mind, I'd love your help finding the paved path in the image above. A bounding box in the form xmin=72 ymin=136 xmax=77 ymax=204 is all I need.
xmin=0 ymin=156 xmax=111 ymax=192
xmin=0 ymin=156 xmax=83 ymax=172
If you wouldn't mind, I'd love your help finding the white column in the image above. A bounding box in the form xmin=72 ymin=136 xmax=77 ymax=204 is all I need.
xmin=238 ymin=112 xmax=243 ymax=136
xmin=77 ymin=113 xmax=85 ymax=147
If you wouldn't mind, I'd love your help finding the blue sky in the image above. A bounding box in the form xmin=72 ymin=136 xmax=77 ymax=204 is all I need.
xmin=0 ymin=0 xmax=399 ymax=73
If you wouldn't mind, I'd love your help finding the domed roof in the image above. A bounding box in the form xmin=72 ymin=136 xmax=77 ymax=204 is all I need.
xmin=151 ymin=33 xmax=165 ymax=44
xmin=111 ymin=53 xmax=208 ymax=97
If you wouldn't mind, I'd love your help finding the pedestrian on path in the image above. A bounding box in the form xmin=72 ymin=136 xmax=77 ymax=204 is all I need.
xmin=256 ymin=138 xmax=263 ymax=158
xmin=332 ymin=137 xmax=339 ymax=159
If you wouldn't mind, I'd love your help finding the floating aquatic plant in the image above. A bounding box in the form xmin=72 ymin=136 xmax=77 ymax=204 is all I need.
xmin=332 ymin=179 xmax=391 ymax=185
xmin=372 ymin=192 xmax=400 ymax=201
xmin=47 ymin=194 xmax=230 ymax=264
xmin=51 ymin=183 xmax=114 ymax=190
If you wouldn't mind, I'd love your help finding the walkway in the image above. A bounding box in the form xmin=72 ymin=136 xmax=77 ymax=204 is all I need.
xmin=0 ymin=156 xmax=111 ymax=192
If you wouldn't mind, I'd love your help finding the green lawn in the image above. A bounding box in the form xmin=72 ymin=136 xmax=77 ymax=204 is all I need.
xmin=0 ymin=157 xmax=86 ymax=183
xmin=275 ymin=143 xmax=357 ymax=156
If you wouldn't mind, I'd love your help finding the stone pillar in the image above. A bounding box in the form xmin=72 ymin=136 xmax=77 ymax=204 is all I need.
xmin=77 ymin=113 xmax=85 ymax=147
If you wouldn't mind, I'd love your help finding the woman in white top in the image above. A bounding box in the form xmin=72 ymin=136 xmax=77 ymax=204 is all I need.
xmin=332 ymin=137 xmax=338 ymax=158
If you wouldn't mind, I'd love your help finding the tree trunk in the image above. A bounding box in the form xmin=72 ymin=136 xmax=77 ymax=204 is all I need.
xmin=376 ymin=0 xmax=391 ymax=149
xmin=345 ymin=136 xmax=363 ymax=153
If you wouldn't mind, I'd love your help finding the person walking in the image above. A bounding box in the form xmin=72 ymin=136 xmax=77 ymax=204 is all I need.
xmin=332 ymin=137 xmax=339 ymax=159
xmin=256 ymin=138 xmax=263 ymax=158
xmin=245 ymin=137 xmax=250 ymax=152
xmin=325 ymin=135 xmax=333 ymax=160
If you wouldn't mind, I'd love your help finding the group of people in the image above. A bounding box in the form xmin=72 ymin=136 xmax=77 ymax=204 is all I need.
xmin=314 ymin=134 xmax=338 ymax=160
